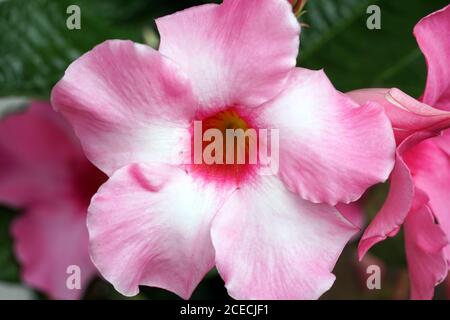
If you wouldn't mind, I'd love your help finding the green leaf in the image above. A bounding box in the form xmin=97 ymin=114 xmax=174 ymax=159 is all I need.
xmin=0 ymin=0 xmax=149 ymax=99
xmin=299 ymin=0 xmax=448 ymax=97
xmin=0 ymin=206 xmax=20 ymax=282
xmin=0 ymin=0 xmax=218 ymax=100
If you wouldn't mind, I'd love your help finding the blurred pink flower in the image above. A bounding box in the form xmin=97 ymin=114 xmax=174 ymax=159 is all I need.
xmin=51 ymin=0 xmax=394 ymax=299
xmin=348 ymin=4 xmax=450 ymax=300
xmin=0 ymin=102 xmax=105 ymax=299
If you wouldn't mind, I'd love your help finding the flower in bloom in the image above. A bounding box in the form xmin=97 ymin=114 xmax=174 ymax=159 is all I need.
xmin=348 ymin=4 xmax=450 ymax=299
xmin=0 ymin=102 xmax=105 ymax=299
xmin=51 ymin=0 xmax=395 ymax=299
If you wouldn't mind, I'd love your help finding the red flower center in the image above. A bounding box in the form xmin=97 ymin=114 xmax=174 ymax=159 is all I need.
xmin=188 ymin=107 xmax=259 ymax=186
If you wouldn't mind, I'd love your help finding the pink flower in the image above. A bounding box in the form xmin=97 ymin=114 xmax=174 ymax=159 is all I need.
xmin=51 ymin=0 xmax=395 ymax=299
xmin=0 ymin=102 xmax=105 ymax=299
xmin=348 ymin=4 xmax=450 ymax=299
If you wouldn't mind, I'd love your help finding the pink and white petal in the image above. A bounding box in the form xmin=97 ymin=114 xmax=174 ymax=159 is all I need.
xmin=357 ymin=132 xmax=434 ymax=259
xmin=0 ymin=102 xmax=81 ymax=207
xmin=156 ymin=0 xmax=300 ymax=110
xmin=404 ymin=204 xmax=448 ymax=300
xmin=257 ymin=68 xmax=395 ymax=205
xmin=414 ymin=4 xmax=450 ymax=110
xmin=88 ymin=163 xmax=229 ymax=299
xmin=11 ymin=201 xmax=96 ymax=300
xmin=211 ymin=175 xmax=358 ymax=300
xmin=51 ymin=40 xmax=197 ymax=176
xmin=348 ymin=88 xmax=450 ymax=143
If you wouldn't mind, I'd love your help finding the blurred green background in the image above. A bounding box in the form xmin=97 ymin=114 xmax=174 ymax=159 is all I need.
xmin=0 ymin=0 xmax=449 ymax=299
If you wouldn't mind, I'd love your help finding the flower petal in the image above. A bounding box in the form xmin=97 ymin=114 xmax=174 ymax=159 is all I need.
xmin=432 ymin=130 xmax=450 ymax=163
xmin=211 ymin=175 xmax=358 ymax=299
xmin=404 ymin=136 xmax=450 ymax=257
xmin=0 ymin=102 xmax=83 ymax=207
xmin=156 ymin=0 xmax=300 ymax=110
xmin=12 ymin=201 xmax=96 ymax=300
xmin=336 ymin=202 xmax=365 ymax=230
xmin=357 ymin=132 xmax=434 ymax=259
xmin=88 ymin=163 xmax=229 ymax=299
xmin=0 ymin=102 xmax=102 ymax=299
xmin=51 ymin=40 xmax=196 ymax=176
xmin=357 ymin=158 xmax=411 ymax=259
xmin=257 ymin=68 xmax=395 ymax=205
xmin=404 ymin=204 xmax=448 ymax=300
xmin=348 ymin=88 xmax=450 ymax=143
xmin=414 ymin=4 xmax=450 ymax=109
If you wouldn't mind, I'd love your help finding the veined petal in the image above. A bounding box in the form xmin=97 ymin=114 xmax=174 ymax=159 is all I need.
xmin=211 ymin=175 xmax=357 ymax=300
xmin=88 ymin=163 xmax=230 ymax=299
xmin=257 ymin=68 xmax=395 ymax=205
xmin=156 ymin=0 xmax=300 ymax=110
xmin=414 ymin=4 xmax=450 ymax=110
xmin=51 ymin=40 xmax=197 ymax=176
